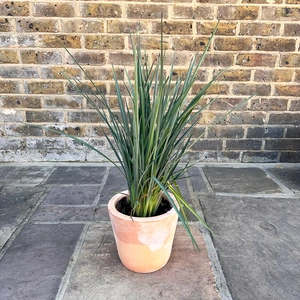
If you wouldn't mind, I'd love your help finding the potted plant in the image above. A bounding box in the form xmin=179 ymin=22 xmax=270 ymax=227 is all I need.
xmin=28 ymin=21 xmax=246 ymax=273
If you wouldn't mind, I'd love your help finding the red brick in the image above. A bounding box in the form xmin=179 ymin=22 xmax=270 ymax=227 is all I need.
xmin=236 ymin=54 xmax=277 ymax=67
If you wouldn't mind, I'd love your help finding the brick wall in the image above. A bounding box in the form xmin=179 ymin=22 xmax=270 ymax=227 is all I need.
xmin=0 ymin=0 xmax=299 ymax=163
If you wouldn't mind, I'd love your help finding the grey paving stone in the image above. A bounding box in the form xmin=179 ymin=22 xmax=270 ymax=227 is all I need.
xmin=99 ymin=166 xmax=127 ymax=204
xmin=0 ymin=224 xmax=83 ymax=300
xmin=0 ymin=166 xmax=52 ymax=185
xmin=45 ymin=166 xmax=106 ymax=185
xmin=31 ymin=206 xmax=110 ymax=222
xmin=267 ymin=166 xmax=300 ymax=192
xmin=188 ymin=166 xmax=210 ymax=193
xmin=200 ymin=194 xmax=300 ymax=300
xmin=202 ymin=167 xmax=283 ymax=194
xmin=42 ymin=186 xmax=99 ymax=205
xmin=62 ymin=224 xmax=220 ymax=300
xmin=0 ymin=186 xmax=44 ymax=249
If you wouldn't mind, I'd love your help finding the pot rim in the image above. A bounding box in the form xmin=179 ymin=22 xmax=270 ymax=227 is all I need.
xmin=108 ymin=190 xmax=179 ymax=222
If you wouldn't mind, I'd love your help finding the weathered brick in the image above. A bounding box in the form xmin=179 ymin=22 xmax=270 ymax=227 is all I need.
xmin=236 ymin=54 xmax=277 ymax=67
xmin=26 ymin=111 xmax=64 ymax=123
xmin=280 ymin=54 xmax=300 ymax=67
xmin=229 ymin=112 xmax=266 ymax=125
xmin=0 ymin=66 xmax=38 ymax=78
xmin=0 ymin=1 xmax=29 ymax=16
xmin=207 ymin=126 xmax=244 ymax=139
xmin=84 ymin=67 xmax=124 ymax=81
xmin=262 ymin=7 xmax=300 ymax=21
xmin=66 ymin=51 xmax=106 ymax=66
xmin=172 ymin=69 xmax=208 ymax=82
xmin=126 ymin=4 xmax=168 ymax=19
xmin=233 ymin=83 xmax=271 ymax=96
xmin=280 ymin=151 xmax=300 ymax=163
xmin=152 ymin=21 xmax=193 ymax=35
xmin=225 ymin=139 xmax=262 ymax=150
xmin=16 ymin=18 xmax=59 ymax=32
xmin=0 ymin=50 xmax=19 ymax=63
xmin=274 ymin=85 xmax=300 ymax=97
xmin=25 ymin=81 xmax=64 ymax=94
xmin=242 ymin=0 xmax=282 ymax=3
xmin=255 ymin=38 xmax=296 ymax=52
xmin=284 ymin=23 xmax=300 ymax=36
xmin=0 ymin=17 xmax=11 ymax=31
xmin=81 ymin=3 xmax=122 ymax=18
xmin=286 ymin=126 xmax=300 ymax=138
xmin=0 ymin=81 xmax=21 ymax=93
xmin=40 ymin=66 xmax=80 ymax=80
xmin=218 ymin=6 xmax=259 ymax=20
xmin=172 ymin=37 xmax=209 ymax=51
xmin=107 ymin=20 xmax=147 ymax=34
xmin=1 ymin=96 xmax=42 ymax=108
xmin=286 ymin=0 xmax=300 ymax=3
xmin=20 ymin=50 xmax=62 ymax=64
xmin=62 ymin=20 xmax=104 ymax=33
xmin=197 ymin=22 xmax=237 ymax=36
xmin=34 ymin=3 xmax=75 ymax=18
xmin=214 ymin=37 xmax=252 ymax=51
xmin=207 ymin=97 xmax=247 ymax=111
xmin=192 ymin=83 xmax=229 ymax=95
xmin=39 ymin=34 xmax=81 ymax=48
xmin=108 ymin=52 xmax=134 ymax=66
xmin=66 ymin=81 xmax=106 ymax=95
xmin=246 ymin=126 xmax=284 ymax=138
xmin=5 ymin=124 xmax=43 ymax=136
xmin=296 ymin=70 xmax=300 ymax=82
xmin=0 ymin=138 xmax=25 ymax=150
xmin=240 ymin=23 xmax=281 ymax=36
xmin=265 ymin=139 xmax=300 ymax=151
xmin=289 ymin=100 xmax=300 ymax=111
xmin=242 ymin=151 xmax=279 ymax=163
xmin=191 ymin=140 xmax=223 ymax=151
xmin=85 ymin=35 xmax=124 ymax=50
xmin=0 ymin=110 xmax=23 ymax=122
xmin=26 ymin=137 xmax=66 ymax=150
xmin=202 ymin=53 xmax=234 ymax=67
xmin=250 ymin=98 xmax=288 ymax=111
xmin=173 ymin=5 xmax=214 ymax=20
xmin=67 ymin=111 xmax=102 ymax=123
xmin=45 ymin=125 xmax=86 ymax=137
xmin=215 ymin=69 xmax=251 ymax=81
xmin=254 ymin=69 xmax=293 ymax=82
xmin=43 ymin=97 xmax=83 ymax=109
xmin=269 ymin=113 xmax=300 ymax=125
xmin=197 ymin=0 xmax=239 ymax=3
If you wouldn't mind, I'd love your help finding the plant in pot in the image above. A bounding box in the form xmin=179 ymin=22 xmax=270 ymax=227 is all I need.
xmin=28 ymin=21 xmax=247 ymax=273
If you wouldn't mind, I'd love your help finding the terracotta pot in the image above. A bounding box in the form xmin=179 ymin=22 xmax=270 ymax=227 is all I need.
xmin=108 ymin=190 xmax=179 ymax=273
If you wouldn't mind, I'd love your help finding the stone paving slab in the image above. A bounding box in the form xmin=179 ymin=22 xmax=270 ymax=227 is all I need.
xmin=45 ymin=166 xmax=106 ymax=185
xmin=0 ymin=186 xmax=45 ymax=249
xmin=200 ymin=194 xmax=300 ymax=300
xmin=267 ymin=166 xmax=300 ymax=192
xmin=61 ymin=224 xmax=220 ymax=300
xmin=0 ymin=223 xmax=83 ymax=300
xmin=0 ymin=166 xmax=52 ymax=185
xmin=202 ymin=167 xmax=283 ymax=194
